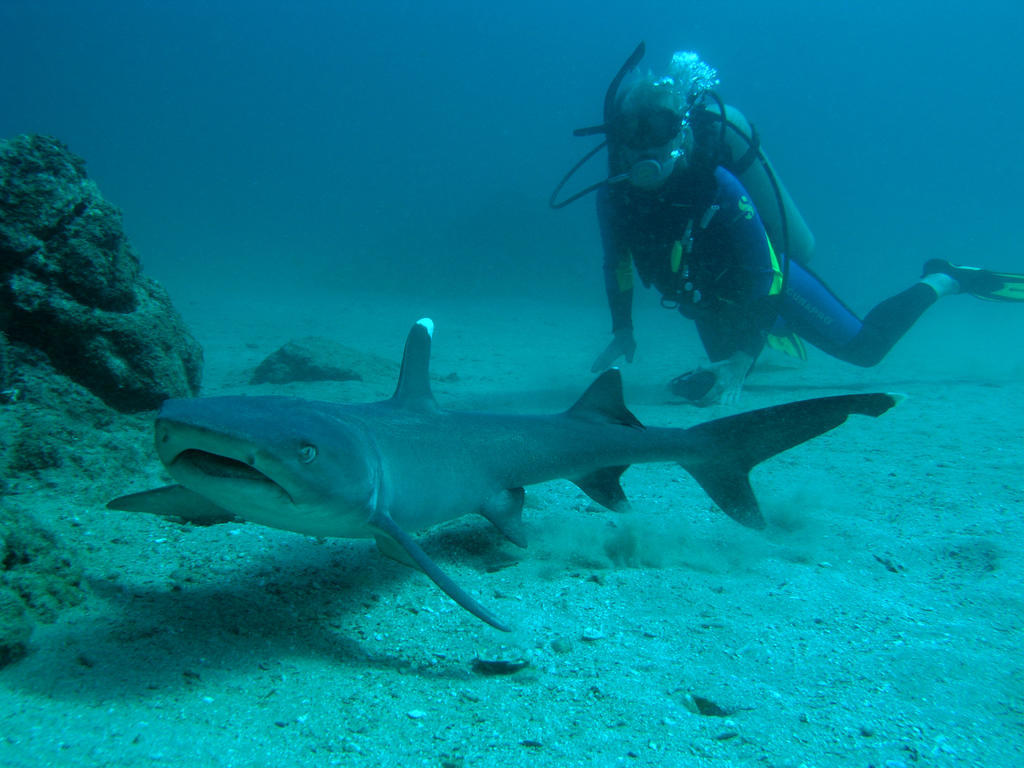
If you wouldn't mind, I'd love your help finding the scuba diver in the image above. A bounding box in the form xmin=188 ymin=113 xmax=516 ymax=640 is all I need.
xmin=550 ymin=43 xmax=1024 ymax=406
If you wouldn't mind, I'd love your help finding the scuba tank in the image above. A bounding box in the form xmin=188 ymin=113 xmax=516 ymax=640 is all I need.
xmin=550 ymin=42 xmax=815 ymax=266
xmin=690 ymin=98 xmax=815 ymax=265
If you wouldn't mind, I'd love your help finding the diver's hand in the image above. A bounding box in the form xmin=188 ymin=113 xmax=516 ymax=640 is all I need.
xmin=692 ymin=351 xmax=755 ymax=407
xmin=591 ymin=329 xmax=637 ymax=372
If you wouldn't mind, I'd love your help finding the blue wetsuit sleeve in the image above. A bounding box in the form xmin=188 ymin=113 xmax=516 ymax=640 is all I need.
xmin=597 ymin=188 xmax=634 ymax=333
xmin=696 ymin=168 xmax=782 ymax=360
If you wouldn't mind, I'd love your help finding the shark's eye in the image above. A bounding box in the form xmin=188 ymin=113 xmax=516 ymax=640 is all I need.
xmin=298 ymin=444 xmax=318 ymax=464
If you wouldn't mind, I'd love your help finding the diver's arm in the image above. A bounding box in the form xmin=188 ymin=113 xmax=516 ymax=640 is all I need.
xmin=692 ymin=350 xmax=756 ymax=406
xmin=597 ymin=187 xmax=635 ymax=333
xmin=589 ymin=253 xmax=634 ymax=370
xmin=592 ymin=249 xmax=637 ymax=371
xmin=591 ymin=190 xmax=637 ymax=371
xmin=603 ymin=255 xmax=634 ymax=334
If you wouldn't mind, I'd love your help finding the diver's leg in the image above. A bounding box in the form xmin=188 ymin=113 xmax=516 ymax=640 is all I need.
xmin=841 ymin=284 xmax=939 ymax=365
xmin=694 ymin=318 xmax=740 ymax=364
xmin=780 ymin=262 xmax=939 ymax=367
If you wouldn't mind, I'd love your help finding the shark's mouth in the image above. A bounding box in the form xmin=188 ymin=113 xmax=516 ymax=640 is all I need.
xmin=175 ymin=449 xmax=272 ymax=483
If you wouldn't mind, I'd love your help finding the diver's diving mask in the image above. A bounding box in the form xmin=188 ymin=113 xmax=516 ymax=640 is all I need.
xmin=549 ymin=42 xmax=711 ymax=207
xmin=610 ymin=106 xmax=684 ymax=149
xmin=609 ymin=106 xmax=686 ymax=189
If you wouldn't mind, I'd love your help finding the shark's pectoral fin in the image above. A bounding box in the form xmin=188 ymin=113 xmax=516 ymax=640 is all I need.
xmin=479 ymin=488 xmax=527 ymax=547
xmin=572 ymin=466 xmax=632 ymax=512
xmin=368 ymin=510 xmax=510 ymax=632
xmin=106 ymin=485 xmax=239 ymax=526
xmin=373 ymin=531 xmax=418 ymax=568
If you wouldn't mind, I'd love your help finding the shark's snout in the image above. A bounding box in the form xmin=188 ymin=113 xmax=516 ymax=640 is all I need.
xmin=151 ymin=398 xmax=382 ymax=537
xmin=155 ymin=410 xmax=270 ymax=485
xmin=155 ymin=416 xmax=193 ymax=467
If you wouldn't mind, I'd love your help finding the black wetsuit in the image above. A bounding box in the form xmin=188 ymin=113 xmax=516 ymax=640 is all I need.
xmin=598 ymin=165 xmax=938 ymax=367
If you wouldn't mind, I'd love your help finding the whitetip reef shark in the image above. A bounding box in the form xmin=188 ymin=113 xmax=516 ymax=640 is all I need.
xmin=109 ymin=318 xmax=899 ymax=631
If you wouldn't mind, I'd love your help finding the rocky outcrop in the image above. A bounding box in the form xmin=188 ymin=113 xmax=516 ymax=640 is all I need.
xmin=0 ymin=134 xmax=202 ymax=412
xmin=251 ymin=336 xmax=398 ymax=385
xmin=0 ymin=502 xmax=85 ymax=668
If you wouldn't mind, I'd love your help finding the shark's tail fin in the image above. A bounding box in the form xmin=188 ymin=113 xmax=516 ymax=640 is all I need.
xmin=680 ymin=393 xmax=901 ymax=528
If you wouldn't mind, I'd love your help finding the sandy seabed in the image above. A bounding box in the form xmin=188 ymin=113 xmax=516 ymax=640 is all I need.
xmin=1 ymin=285 xmax=1022 ymax=768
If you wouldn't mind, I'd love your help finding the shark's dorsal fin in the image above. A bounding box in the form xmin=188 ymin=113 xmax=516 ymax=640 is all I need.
xmin=369 ymin=508 xmax=510 ymax=632
xmin=389 ymin=318 xmax=440 ymax=412
xmin=566 ymin=369 xmax=644 ymax=429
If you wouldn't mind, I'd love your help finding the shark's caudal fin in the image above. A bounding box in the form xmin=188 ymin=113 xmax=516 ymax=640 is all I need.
xmin=681 ymin=393 xmax=901 ymax=528
xmin=388 ymin=318 xmax=439 ymax=412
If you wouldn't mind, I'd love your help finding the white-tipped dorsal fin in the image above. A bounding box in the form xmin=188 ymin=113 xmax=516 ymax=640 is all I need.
xmin=389 ymin=318 xmax=440 ymax=412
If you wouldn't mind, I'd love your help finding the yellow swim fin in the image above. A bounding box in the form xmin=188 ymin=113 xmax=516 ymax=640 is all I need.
xmin=924 ymin=259 xmax=1024 ymax=302
xmin=976 ymin=269 xmax=1024 ymax=301
xmin=765 ymin=330 xmax=807 ymax=361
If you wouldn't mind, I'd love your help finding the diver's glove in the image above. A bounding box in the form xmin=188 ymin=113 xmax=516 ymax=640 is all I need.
xmin=670 ymin=351 xmax=754 ymax=407
xmin=591 ymin=328 xmax=637 ymax=372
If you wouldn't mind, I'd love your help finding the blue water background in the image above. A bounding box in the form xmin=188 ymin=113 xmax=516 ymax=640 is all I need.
xmin=2 ymin=1 xmax=1022 ymax=311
